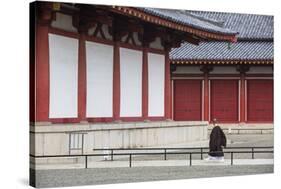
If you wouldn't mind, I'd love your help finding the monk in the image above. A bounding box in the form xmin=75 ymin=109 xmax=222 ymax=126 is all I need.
xmin=205 ymin=119 xmax=227 ymax=161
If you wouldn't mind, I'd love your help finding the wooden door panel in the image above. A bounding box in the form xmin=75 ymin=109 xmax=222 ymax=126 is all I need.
xmin=211 ymin=80 xmax=238 ymax=122
xmin=174 ymin=80 xmax=202 ymax=121
xmin=247 ymin=80 xmax=273 ymax=122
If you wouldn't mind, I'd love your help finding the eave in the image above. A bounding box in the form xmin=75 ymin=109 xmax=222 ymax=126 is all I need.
xmin=171 ymin=59 xmax=274 ymax=65
xmin=110 ymin=6 xmax=238 ymax=42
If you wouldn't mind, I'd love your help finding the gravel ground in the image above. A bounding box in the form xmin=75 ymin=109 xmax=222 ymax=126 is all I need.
xmin=31 ymin=165 xmax=273 ymax=188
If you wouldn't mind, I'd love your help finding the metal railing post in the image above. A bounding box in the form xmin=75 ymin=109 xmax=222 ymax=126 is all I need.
xmin=189 ymin=153 xmax=192 ymax=166
xmin=85 ymin=155 xmax=88 ymax=169
xmin=111 ymin=149 xmax=114 ymax=161
xmin=200 ymin=148 xmax=203 ymax=160
xmin=164 ymin=149 xmax=167 ymax=160
xmin=252 ymin=148 xmax=254 ymax=159
xmin=82 ymin=134 xmax=84 ymax=155
xmin=129 ymin=154 xmax=132 ymax=168
xmin=68 ymin=133 xmax=71 ymax=155
xmin=231 ymin=152 xmax=233 ymax=165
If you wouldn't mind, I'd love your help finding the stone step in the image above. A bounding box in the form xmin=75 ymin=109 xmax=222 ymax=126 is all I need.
xmin=33 ymin=158 xmax=273 ymax=170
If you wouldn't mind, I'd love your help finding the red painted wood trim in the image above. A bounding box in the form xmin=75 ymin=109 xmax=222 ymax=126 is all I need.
xmin=111 ymin=6 xmax=237 ymax=42
xmin=35 ymin=23 xmax=50 ymax=122
xmin=85 ymin=35 xmax=114 ymax=45
xmin=245 ymin=121 xmax=273 ymax=124
xmin=119 ymin=42 xmax=143 ymax=51
xmin=164 ymin=50 xmax=172 ymax=119
xmin=240 ymin=73 xmax=246 ymax=123
xmin=245 ymin=74 xmax=273 ymax=77
xmin=86 ymin=118 xmax=115 ymax=123
xmin=77 ymin=32 xmax=87 ymax=122
xmin=118 ymin=117 xmax=165 ymax=122
xmin=147 ymin=117 xmax=166 ymax=121
xmin=113 ymin=42 xmax=121 ymax=120
xmin=147 ymin=48 xmax=165 ymax=55
xmin=49 ymin=27 xmax=79 ymax=39
xmin=203 ymin=72 xmax=209 ymax=121
xmin=142 ymin=47 xmax=148 ymax=119
xmin=172 ymin=73 xmax=204 ymax=77
xmin=171 ymin=59 xmax=273 ymax=65
xmin=209 ymin=74 xmax=240 ymax=77
xmin=30 ymin=3 xmax=36 ymax=123
xmin=49 ymin=118 xmax=81 ymax=124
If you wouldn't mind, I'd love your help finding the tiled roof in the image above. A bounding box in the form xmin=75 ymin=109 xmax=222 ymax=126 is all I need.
xmin=139 ymin=8 xmax=238 ymax=36
xmin=169 ymin=11 xmax=273 ymax=61
xmin=186 ymin=11 xmax=273 ymax=40
xmin=170 ymin=41 xmax=273 ymax=60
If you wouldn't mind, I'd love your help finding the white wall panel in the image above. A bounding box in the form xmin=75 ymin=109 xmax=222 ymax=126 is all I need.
xmin=49 ymin=34 xmax=78 ymax=118
xmin=120 ymin=48 xmax=143 ymax=117
xmin=248 ymin=66 xmax=273 ymax=74
xmin=51 ymin=13 xmax=77 ymax=33
xmin=148 ymin=53 xmax=165 ymax=116
xmin=174 ymin=66 xmax=202 ymax=74
xmin=86 ymin=41 xmax=114 ymax=117
xmin=211 ymin=66 xmax=239 ymax=74
xmin=149 ymin=37 xmax=164 ymax=50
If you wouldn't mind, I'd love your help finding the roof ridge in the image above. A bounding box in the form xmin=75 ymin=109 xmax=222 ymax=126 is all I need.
xmin=183 ymin=10 xmax=225 ymax=28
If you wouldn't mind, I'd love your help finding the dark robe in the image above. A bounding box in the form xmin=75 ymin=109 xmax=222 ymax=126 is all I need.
xmin=208 ymin=126 xmax=227 ymax=157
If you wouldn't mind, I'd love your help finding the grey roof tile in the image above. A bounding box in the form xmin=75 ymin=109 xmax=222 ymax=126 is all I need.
xmin=139 ymin=8 xmax=238 ymax=35
xmin=186 ymin=11 xmax=273 ymax=39
xmin=170 ymin=41 xmax=273 ymax=60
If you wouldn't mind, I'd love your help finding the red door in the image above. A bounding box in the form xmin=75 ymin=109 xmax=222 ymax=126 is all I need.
xmin=247 ymin=80 xmax=273 ymax=122
xmin=174 ymin=80 xmax=202 ymax=121
xmin=211 ymin=80 xmax=238 ymax=122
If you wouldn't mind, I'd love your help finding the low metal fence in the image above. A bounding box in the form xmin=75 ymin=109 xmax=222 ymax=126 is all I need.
xmin=30 ymin=146 xmax=273 ymax=168
xmin=217 ymin=128 xmax=273 ymax=134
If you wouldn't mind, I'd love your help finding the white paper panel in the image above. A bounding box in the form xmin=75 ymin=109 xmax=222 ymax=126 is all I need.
xmin=148 ymin=53 xmax=165 ymax=116
xmin=49 ymin=34 xmax=79 ymax=118
xmin=120 ymin=48 xmax=143 ymax=117
xmin=86 ymin=41 xmax=114 ymax=117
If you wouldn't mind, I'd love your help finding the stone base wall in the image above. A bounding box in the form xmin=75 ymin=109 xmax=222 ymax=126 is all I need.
xmin=30 ymin=121 xmax=208 ymax=156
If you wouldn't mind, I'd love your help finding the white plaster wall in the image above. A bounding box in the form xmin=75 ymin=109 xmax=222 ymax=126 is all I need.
xmin=88 ymin=25 xmax=97 ymax=36
xmin=121 ymin=34 xmax=128 ymax=43
xmin=48 ymin=34 xmax=78 ymax=118
xmin=120 ymin=32 xmax=141 ymax=45
xmin=248 ymin=66 xmax=273 ymax=74
xmin=148 ymin=53 xmax=165 ymax=116
xmin=211 ymin=66 xmax=239 ymax=74
xmin=173 ymin=66 xmax=202 ymax=74
xmin=86 ymin=41 xmax=114 ymax=117
xmin=149 ymin=37 xmax=164 ymax=50
xmin=51 ymin=13 xmax=77 ymax=33
xmin=102 ymin=24 xmax=112 ymax=40
xmin=120 ymin=48 xmax=143 ymax=117
xmin=133 ymin=32 xmax=142 ymax=46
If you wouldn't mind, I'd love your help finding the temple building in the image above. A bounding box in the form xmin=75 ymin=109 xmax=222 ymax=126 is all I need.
xmin=170 ymin=11 xmax=273 ymax=124
xmin=30 ymin=1 xmax=272 ymax=157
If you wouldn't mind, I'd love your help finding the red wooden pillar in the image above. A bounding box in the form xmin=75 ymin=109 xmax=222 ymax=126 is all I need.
xmin=142 ymin=47 xmax=148 ymax=120
xmin=237 ymin=65 xmax=249 ymax=123
xmin=203 ymin=72 xmax=209 ymax=121
xmin=164 ymin=50 xmax=172 ymax=119
xmin=77 ymin=29 xmax=87 ymax=122
xmin=201 ymin=65 xmax=212 ymax=122
xmin=35 ymin=3 xmax=52 ymax=122
xmin=113 ymin=41 xmax=120 ymax=120
xmin=240 ymin=73 xmax=246 ymax=123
